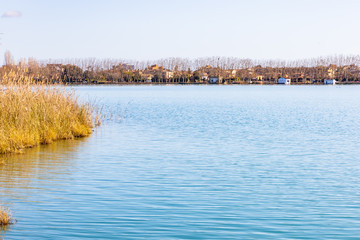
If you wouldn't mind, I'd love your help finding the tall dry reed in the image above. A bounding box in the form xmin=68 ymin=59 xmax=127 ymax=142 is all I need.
xmin=0 ymin=68 xmax=95 ymax=154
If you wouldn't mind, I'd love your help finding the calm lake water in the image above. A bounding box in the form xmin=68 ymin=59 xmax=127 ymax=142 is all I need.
xmin=1 ymin=85 xmax=360 ymax=239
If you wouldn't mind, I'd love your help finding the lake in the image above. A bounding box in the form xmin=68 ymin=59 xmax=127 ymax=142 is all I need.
xmin=1 ymin=85 xmax=360 ymax=239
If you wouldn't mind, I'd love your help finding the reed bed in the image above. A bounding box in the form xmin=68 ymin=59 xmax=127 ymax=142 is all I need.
xmin=0 ymin=207 xmax=13 ymax=226
xmin=0 ymin=69 xmax=96 ymax=154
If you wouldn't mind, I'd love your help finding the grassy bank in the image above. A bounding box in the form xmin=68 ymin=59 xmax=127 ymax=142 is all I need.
xmin=0 ymin=69 xmax=96 ymax=154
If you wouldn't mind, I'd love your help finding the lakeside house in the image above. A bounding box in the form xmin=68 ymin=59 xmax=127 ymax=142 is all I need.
xmin=139 ymin=73 xmax=153 ymax=83
xmin=200 ymin=72 xmax=209 ymax=81
xmin=209 ymin=76 xmax=223 ymax=84
xmin=278 ymin=78 xmax=291 ymax=85
xmin=148 ymin=64 xmax=163 ymax=71
xmin=162 ymin=70 xmax=174 ymax=79
xmin=324 ymin=79 xmax=336 ymax=85
xmin=139 ymin=64 xmax=175 ymax=82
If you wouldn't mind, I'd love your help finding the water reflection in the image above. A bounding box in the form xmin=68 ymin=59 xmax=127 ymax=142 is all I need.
xmin=0 ymin=137 xmax=90 ymax=238
xmin=0 ymin=138 xmax=88 ymax=188
xmin=0 ymin=224 xmax=11 ymax=238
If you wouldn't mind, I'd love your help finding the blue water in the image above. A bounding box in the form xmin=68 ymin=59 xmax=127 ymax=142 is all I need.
xmin=1 ymin=85 xmax=360 ymax=239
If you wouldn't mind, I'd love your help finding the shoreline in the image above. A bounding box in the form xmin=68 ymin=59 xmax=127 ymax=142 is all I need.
xmin=66 ymin=82 xmax=360 ymax=86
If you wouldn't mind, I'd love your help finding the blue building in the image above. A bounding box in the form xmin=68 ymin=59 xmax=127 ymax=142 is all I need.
xmin=277 ymin=78 xmax=291 ymax=85
xmin=324 ymin=79 xmax=336 ymax=85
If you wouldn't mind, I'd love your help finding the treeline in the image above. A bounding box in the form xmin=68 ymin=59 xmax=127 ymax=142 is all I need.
xmin=40 ymin=54 xmax=360 ymax=70
xmin=2 ymin=52 xmax=360 ymax=84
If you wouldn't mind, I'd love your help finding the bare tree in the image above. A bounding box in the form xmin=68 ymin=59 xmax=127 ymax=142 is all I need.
xmin=4 ymin=50 xmax=15 ymax=66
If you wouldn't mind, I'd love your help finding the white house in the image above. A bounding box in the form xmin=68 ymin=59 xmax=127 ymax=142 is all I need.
xmin=278 ymin=78 xmax=291 ymax=85
xmin=324 ymin=79 xmax=336 ymax=85
xmin=143 ymin=74 xmax=153 ymax=83
xmin=200 ymin=72 xmax=209 ymax=81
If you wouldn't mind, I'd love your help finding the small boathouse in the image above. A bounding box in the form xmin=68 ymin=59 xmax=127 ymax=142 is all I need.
xmin=324 ymin=79 xmax=336 ymax=85
xmin=277 ymin=78 xmax=291 ymax=85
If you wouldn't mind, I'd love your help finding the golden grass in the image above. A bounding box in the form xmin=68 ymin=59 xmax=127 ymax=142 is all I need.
xmin=0 ymin=68 xmax=96 ymax=154
xmin=0 ymin=207 xmax=13 ymax=226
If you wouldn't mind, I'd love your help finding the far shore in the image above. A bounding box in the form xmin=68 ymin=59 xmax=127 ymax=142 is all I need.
xmin=66 ymin=81 xmax=359 ymax=86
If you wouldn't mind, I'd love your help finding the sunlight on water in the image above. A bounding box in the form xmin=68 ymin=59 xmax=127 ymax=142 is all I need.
xmin=1 ymin=85 xmax=360 ymax=239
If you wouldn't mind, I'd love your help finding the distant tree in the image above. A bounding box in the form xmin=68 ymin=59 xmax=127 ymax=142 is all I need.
xmin=193 ymin=71 xmax=201 ymax=81
xmin=27 ymin=58 xmax=40 ymax=76
xmin=4 ymin=50 xmax=15 ymax=66
xmin=153 ymin=73 xmax=162 ymax=82
xmin=83 ymin=69 xmax=96 ymax=82
xmin=61 ymin=64 xmax=83 ymax=83
xmin=133 ymin=71 xmax=142 ymax=82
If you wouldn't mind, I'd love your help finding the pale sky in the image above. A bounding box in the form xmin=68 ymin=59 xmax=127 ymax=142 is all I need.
xmin=1 ymin=0 xmax=360 ymax=65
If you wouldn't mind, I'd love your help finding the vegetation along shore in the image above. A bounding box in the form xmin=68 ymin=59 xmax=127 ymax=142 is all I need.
xmin=0 ymin=60 xmax=101 ymax=225
xmin=0 ymin=67 xmax=98 ymax=155
xmin=2 ymin=52 xmax=360 ymax=85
